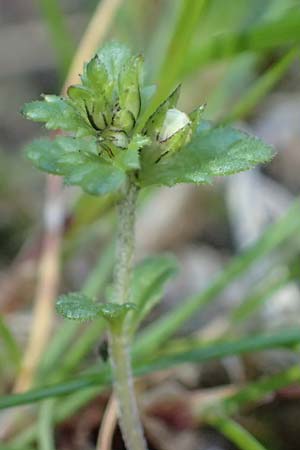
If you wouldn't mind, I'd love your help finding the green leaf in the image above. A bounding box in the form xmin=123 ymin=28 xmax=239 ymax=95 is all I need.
xmin=143 ymin=85 xmax=181 ymax=139
xmin=96 ymin=41 xmax=132 ymax=83
xmin=81 ymin=55 xmax=111 ymax=96
xmin=117 ymin=55 xmax=143 ymax=122
xmin=99 ymin=302 xmax=136 ymax=323
xmin=25 ymin=136 xmax=126 ymax=196
xmin=78 ymin=56 xmax=114 ymax=125
xmin=56 ymin=293 xmax=102 ymax=321
xmin=21 ymin=95 xmax=91 ymax=137
xmin=56 ymin=292 xmax=135 ymax=330
xmin=140 ymin=121 xmax=274 ymax=187
xmin=114 ymin=134 xmax=151 ymax=170
xmin=128 ymin=255 xmax=179 ymax=333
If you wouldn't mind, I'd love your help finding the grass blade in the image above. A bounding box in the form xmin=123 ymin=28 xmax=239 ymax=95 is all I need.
xmin=134 ymin=201 xmax=300 ymax=355
xmin=225 ymin=46 xmax=300 ymax=123
xmin=0 ymin=314 xmax=21 ymax=369
xmin=184 ymin=8 xmax=300 ymax=75
xmin=207 ymin=415 xmax=268 ymax=450
xmin=1 ymin=327 xmax=300 ymax=409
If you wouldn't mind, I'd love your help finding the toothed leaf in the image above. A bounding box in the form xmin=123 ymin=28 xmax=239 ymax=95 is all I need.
xmin=21 ymin=95 xmax=91 ymax=137
xmin=56 ymin=293 xmax=102 ymax=321
xmin=97 ymin=42 xmax=132 ymax=83
xmin=25 ymin=136 xmax=126 ymax=195
xmin=140 ymin=121 xmax=274 ymax=187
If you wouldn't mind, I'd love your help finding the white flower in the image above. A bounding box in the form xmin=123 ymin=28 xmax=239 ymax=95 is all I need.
xmin=159 ymin=108 xmax=191 ymax=142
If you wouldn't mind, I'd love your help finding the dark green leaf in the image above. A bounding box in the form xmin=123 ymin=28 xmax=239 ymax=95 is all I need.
xmin=21 ymin=95 xmax=91 ymax=137
xmin=140 ymin=121 xmax=274 ymax=187
xmin=25 ymin=136 xmax=126 ymax=196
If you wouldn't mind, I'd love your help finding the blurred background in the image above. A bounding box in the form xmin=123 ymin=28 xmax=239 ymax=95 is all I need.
xmin=1 ymin=1 xmax=300 ymax=449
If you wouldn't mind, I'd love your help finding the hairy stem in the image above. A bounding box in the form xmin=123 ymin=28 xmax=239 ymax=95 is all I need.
xmin=109 ymin=331 xmax=147 ymax=450
xmin=108 ymin=177 xmax=147 ymax=450
xmin=114 ymin=177 xmax=137 ymax=305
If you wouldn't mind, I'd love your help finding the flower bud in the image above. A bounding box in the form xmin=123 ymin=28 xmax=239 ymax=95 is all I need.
xmin=159 ymin=108 xmax=191 ymax=142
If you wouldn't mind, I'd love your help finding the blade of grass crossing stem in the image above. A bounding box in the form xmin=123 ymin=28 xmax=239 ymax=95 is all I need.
xmin=38 ymin=400 xmax=55 ymax=450
xmin=134 ymin=201 xmax=300 ymax=356
xmin=37 ymin=0 xmax=74 ymax=79
xmin=8 ymin=363 xmax=300 ymax=449
xmin=2 ymin=327 xmax=300 ymax=410
xmin=225 ymin=46 xmax=300 ymax=123
xmin=206 ymin=416 xmax=268 ymax=450
xmin=183 ymin=8 xmax=300 ymax=76
xmin=4 ymin=335 xmax=300 ymax=447
xmin=141 ymin=328 xmax=300 ymax=372
xmin=37 ymin=240 xmax=114 ymax=377
xmin=0 ymin=314 xmax=21 ymax=369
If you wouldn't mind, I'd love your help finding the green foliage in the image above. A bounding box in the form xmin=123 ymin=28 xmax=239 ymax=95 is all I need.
xmin=2 ymin=328 xmax=300 ymax=409
xmin=56 ymin=292 xmax=103 ymax=321
xmin=26 ymin=136 xmax=125 ymax=195
xmin=22 ymin=41 xmax=274 ymax=197
xmin=134 ymin=200 xmax=300 ymax=356
xmin=22 ymin=95 xmax=91 ymax=136
xmin=16 ymin=6 xmax=291 ymax=447
xmin=140 ymin=120 xmax=274 ymax=187
xmin=54 ymin=255 xmax=177 ymax=334
xmin=183 ymin=7 xmax=300 ymax=76
xmin=206 ymin=416 xmax=268 ymax=450
xmin=56 ymin=292 xmax=135 ymax=330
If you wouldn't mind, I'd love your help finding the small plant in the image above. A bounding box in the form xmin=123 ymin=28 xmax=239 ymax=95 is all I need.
xmin=22 ymin=42 xmax=274 ymax=450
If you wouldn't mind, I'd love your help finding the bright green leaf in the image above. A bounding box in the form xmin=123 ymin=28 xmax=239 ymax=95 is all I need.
xmin=99 ymin=302 xmax=136 ymax=322
xmin=56 ymin=292 xmax=135 ymax=329
xmin=56 ymin=293 xmax=102 ymax=321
